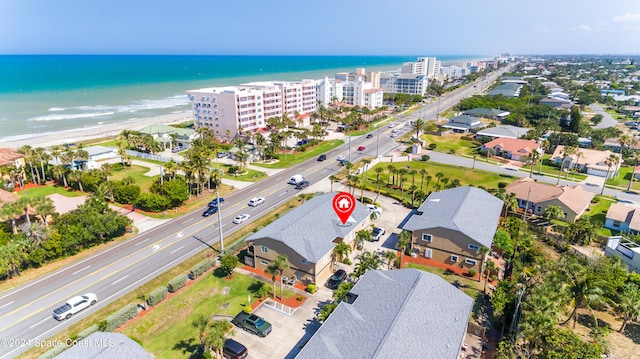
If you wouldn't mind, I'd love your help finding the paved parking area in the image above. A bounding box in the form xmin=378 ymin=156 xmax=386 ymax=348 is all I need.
xmin=233 ymin=286 xmax=334 ymax=359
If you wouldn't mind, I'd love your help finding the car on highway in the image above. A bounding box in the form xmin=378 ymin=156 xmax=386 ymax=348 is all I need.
xmin=336 ymin=155 xmax=346 ymax=162
xmin=317 ymin=154 xmax=327 ymax=161
xmin=388 ymin=122 xmax=396 ymax=128
xmin=366 ymin=133 xmax=374 ymax=139
xmin=208 ymin=198 xmax=225 ymax=207
xmin=390 ymin=133 xmax=398 ymax=138
xmin=295 ymin=180 xmax=310 ymax=190
xmin=325 ymin=269 xmax=348 ymax=289
xmin=202 ymin=206 xmax=219 ymax=217
xmin=233 ymin=214 xmax=251 ymax=224
xmin=357 ymin=146 xmax=366 ymax=151
xmin=248 ymin=196 xmax=265 ymax=207
xmin=53 ymin=293 xmax=97 ymax=320
xmin=372 ymin=227 xmax=385 ymax=241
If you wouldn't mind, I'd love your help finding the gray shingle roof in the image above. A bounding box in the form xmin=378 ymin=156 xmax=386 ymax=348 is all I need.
xmin=402 ymin=187 xmax=502 ymax=248
xmin=295 ymin=269 xmax=473 ymax=359
xmin=55 ymin=332 xmax=152 ymax=359
xmin=475 ymin=125 xmax=530 ymax=139
xmin=246 ymin=193 xmax=369 ymax=263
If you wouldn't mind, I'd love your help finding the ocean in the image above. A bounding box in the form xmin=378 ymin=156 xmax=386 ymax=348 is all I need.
xmin=0 ymin=55 xmax=477 ymax=143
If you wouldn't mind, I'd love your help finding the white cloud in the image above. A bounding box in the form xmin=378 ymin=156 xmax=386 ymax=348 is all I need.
xmin=571 ymin=24 xmax=592 ymax=31
xmin=533 ymin=24 xmax=556 ymax=33
xmin=612 ymin=13 xmax=640 ymax=22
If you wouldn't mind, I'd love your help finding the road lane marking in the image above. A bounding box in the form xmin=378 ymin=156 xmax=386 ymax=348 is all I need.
xmin=29 ymin=317 xmax=49 ymax=329
xmin=152 ymin=245 xmax=160 ymax=251
xmin=111 ymin=275 xmax=129 ymax=285
xmin=0 ymin=301 xmax=13 ymax=310
xmin=72 ymin=266 xmax=91 ymax=275
xmin=170 ymin=246 xmax=184 ymax=254
xmin=182 ymin=218 xmax=194 ymax=223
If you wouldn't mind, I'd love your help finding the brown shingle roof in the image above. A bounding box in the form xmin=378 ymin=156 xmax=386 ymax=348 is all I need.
xmin=0 ymin=188 xmax=18 ymax=205
xmin=551 ymin=146 xmax=616 ymax=166
xmin=505 ymin=177 xmax=594 ymax=216
xmin=0 ymin=148 xmax=24 ymax=167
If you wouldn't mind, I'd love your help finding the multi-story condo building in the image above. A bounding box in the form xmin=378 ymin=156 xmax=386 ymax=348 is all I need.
xmin=316 ymin=74 xmax=384 ymax=109
xmin=186 ymin=80 xmax=317 ymax=140
xmin=381 ymin=57 xmax=440 ymax=96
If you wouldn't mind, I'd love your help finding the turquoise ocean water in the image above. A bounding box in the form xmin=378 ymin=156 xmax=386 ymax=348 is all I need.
xmin=0 ymin=55 xmax=476 ymax=142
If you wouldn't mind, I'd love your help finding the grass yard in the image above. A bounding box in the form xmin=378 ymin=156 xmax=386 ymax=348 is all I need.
xmin=419 ymin=133 xmax=478 ymax=156
xmin=221 ymin=164 xmax=266 ymax=182
xmin=606 ymin=166 xmax=640 ymax=191
xmin=17 ymin=184 xmax=83 ymax=198
xmin=252 ymin=139 xmax=344 ymax=169
xmin=110 ymin=165 xmax=158 ymax=191
xmin=588 ymin=196 xmax=617 ymax=237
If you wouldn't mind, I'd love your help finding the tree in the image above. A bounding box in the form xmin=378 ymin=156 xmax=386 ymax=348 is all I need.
xmin=435 ymin=172 xmax=444 ymax=189
xmin=219 ymin=253 xmax=239 ymax=278
xmin=543 ymin=205 xmax=564 ymax=220
xmin=329 ymin=175 xmax=339 ymax=193
xmin=411 ymin=118 xmax=426 ymax=140
xmin=557 ymin=145 xmax=577 ymax=185
xmin=397 ymin=230 xmax=412 ymax=255
xmin=566 ymin=216 xmax=597 ymax=245
xmin=383 ymin=251 xmax=397 ymax=270
xmin=355 ymin=230 xmax=372 ymax=250
xmin=493 ymin=229 xmax=514 ymax=259
xmin=333 ymin=242 xmax=352 ymax=263
xmin=559 ymin=257 xmax=606 ymax=329
xmin=352 ymin=251 xmax=382 ymax=279
xmin=483 ymin=260 xmax=497 ymax=294
xmin=273 ymin=254 xmax=289 ymax=299
xmin=419 ymin=169 xmax=427 ymax=192
xmin=615 ymin=283 xmax=640 ymax=332
xmin=527 ymin=150 xmax=542 ymax=178
xmin=601 ymin=154 xmax=619 ymax=195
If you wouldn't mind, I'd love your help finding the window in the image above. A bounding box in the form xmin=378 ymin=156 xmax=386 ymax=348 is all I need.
xmin=465 ymin=258 xmax=477 ymax=266
xmin=451 ymin=255 xmax=458 ymax=262
xmin=261 ymin=246 xmax=268 ymax=253
xmin=260 ymin=260 xmax=268 ymax=266
xmin=468 ymin=244 xmax=479 ymax=251
xmin=421 ymin=233 xmax=432 ymax=242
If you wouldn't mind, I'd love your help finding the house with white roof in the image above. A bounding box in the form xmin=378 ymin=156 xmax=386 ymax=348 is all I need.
xmin=551 ymin=145 xmax=621 ymax=178
xmin=441 ymin=115 xmax=484 ymax=134
xmin=605 ymin=236 xmax=640 ymax=273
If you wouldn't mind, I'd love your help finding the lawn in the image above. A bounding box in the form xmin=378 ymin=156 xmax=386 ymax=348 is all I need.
xmin=419 ymin=133 xmax=478 ymax=156
xmin=252 ymin=139 xmax=344 ymax=169
xmin=221 ymin=164 xmax=266 ymax=182
xmin=110 ymin=165 xmax=158 ymax=191
xmin=605 ymin=166 xmax=640 ymax=191
xmin=588 ymin=196 xmax=616 ymax=237
xmin=17 ymin=185 xmax=84 ymax=198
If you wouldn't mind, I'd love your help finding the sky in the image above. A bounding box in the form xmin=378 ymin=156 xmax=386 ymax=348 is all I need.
xmin=1 ymin=0 xmax=639 ymax=56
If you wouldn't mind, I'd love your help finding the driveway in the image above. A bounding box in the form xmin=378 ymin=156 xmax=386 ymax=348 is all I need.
xmin=591 ymin=103 xmax=618 ymax=129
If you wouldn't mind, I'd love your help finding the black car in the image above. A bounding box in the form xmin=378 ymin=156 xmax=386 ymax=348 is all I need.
xmin=208 ymin=197 xmax=225 ymax=207
xmin=295 ymin=180 xmax=310 ymax=190
xmin=223 ymin=338 xmax=248 ymax=359
xmin=202 ymin=206 xmax=218 ymax=217
xmin=366 ymin=133 xmax=373 ymax=139
xmin=317 ymin=154 xmax=327 ymax=161
xmin=326 ymin=269 xmax=348 ymax=289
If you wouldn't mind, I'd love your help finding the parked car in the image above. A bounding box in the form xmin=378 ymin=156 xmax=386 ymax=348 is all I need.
xmin=231 ymin=312 xmax=272 ymax=337
xmin=357 ymin=146 xmax=366 ymax=151
xmin=366 ymin=204 xmax=382 ymax=215
xmin=248 ymin=197 xmax=265 ymax=207
xmin=295 ymin=180 xmax=310 ymax=190
xmin=208 ymin=198 xmax=225 ymax=207
xmin=223 ymin=338 xmax=248 ymax=359
xmin=202 ymin=206 xmax=218 ymax=217
xmin=366 ymin=133 xmax=374 ymax=139
xmin=325 ymin=269 xmax=348 ymax=289
xmin=372 ymin=227 xmax=385 ymax=241
xmin=233 ymin=214 xmax=250 ymax=224
xmin=217 ymin=152 xmax=230 ymax=158
xmin=53 ymin=293 xmax=97 ymax=321
xmin=317 ymin=154 xmax=327 ymax=161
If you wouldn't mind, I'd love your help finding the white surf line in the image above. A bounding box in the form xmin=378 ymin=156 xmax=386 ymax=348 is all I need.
xmin=170 ymin=246 xmax=185 ymax=254
xmin=0 ymin=301 xmax=14 ymax=310
xmin=111 ymin=275 xmax=129 ymax=286
xmin=29 ymin=317 xmax=49 ymax=329
xmin=72 ymin=266 xmax=90 ymax=275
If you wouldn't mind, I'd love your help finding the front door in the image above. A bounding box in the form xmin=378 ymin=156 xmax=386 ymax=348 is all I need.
xmin=424 ymin=249 xmax=432 ymax=258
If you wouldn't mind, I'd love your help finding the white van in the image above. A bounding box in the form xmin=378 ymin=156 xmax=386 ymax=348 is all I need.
xmin=288 ymin=174 xmax=304 ymax=185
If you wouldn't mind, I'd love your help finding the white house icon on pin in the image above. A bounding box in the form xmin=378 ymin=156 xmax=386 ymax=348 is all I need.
xmin=337 ymin=198 xmax=350 ymax=209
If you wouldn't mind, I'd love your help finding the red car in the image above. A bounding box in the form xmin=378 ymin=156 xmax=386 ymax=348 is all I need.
xmin=357 ymin=146 xmax=365 ymax=151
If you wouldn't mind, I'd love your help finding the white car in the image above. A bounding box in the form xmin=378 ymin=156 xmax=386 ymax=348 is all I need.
xmin=372 ymin=227 xmax=385 ymax=241
xmin=248 ymin=196 xmax=265 ymax=207
xmin=366 ymin=204 xmax=382 ymax=215
xmin=388 ymin=122 xmax=396 ymax=128
xmin=390 ymin=133 xmax=398 ymax=138
xmin=233 ymin=214 xmax=251 ymax=224
xmin=336 ymin=155 xmax=346 ymax=162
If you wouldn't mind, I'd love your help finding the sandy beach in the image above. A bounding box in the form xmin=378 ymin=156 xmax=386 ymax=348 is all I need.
xmin=1 ymin=112 xmax=193 ymax=149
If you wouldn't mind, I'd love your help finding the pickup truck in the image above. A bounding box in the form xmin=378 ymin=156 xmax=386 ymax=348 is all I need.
xmin=53 ymin=293 xmax=97 ymax=320
xmin=231 ymin=312 xmax=272 ymax=337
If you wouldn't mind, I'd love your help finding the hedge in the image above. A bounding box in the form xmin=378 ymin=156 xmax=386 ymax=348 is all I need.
xmin=147 ymin=286 xmax=168 ymax=306
xmin=76 ymin=324 xmax=99 ymax=340
xmin=38 ymin=343 xmax=68 ymax=359
xmin=168 ymin=273 xmax=189 ymax=293
xmin=103 ymin=302 xmax=138 ymax=332
xmin=189 ymin=258 xmax=216 ymax=280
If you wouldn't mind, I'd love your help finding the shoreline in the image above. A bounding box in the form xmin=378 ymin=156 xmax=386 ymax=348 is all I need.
xmin=1 ymin=112 xmax=193 ymax=149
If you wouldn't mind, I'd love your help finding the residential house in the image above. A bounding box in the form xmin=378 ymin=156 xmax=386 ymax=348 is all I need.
xmin=489 ymin=83 xmax=522 ymax=97
xmin=138 ymin=124 xmax=198 ymax=150
xmin=0 ymin=188 xmax=18 ymax=205
xmin=539 ymin=97 xmax=573 ymax=110
xmin=551 ymin=145 xmax=621 ymax=178
xmin=505 ymin=177 xmax=594 ymax=222
xmin=605 ymin=236 xmax=640 ymax=273
xmin=604 ymin=203 xmax=640 ymax=234
xmin=475 ymin=125 xmax=530 ymax=140
xmin=245 ymin=193 xmax=370 ymax=285
xmin=0 ymin=148 xmax=25 ymax=169
xmin=401 ymin=187 xmax=503 ymax=274
xmin=441 ymin=115 xmax=484 ymax=134
xmin=462 ymin=108 xmax=510 ymax=121
xmin=56 ymin=332 xmax=152 ymax=359
xmin=295 ymin=269 xmax=473 ymax=359
xmin=482 ymin=137 xmax=540 ymax=162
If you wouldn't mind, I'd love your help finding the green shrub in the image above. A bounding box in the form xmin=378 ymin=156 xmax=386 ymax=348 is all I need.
xmin=147 ymin=286 xmax=168 ymax=306
xmin=135 ymin=192 xmax=170 ymax=212
xmin=421 ymin=154 xmax=430 ymax=161
xmin=467 ymin=268 xmax=477 ymax=277
xmin=189 ymin=258 xmax=216 ymax=279
xmin=448 ymin=149 xmax=456 ymax=154
xmin=306 ymin=284 xmax=317 ymax=294
xmin=296 ymin=295 xmax=304 ymax=301
xmin=342 ymin=258 xmax=352 ymax=265
xmin=428 ymin=143 xmax=437 ymax=150
xmin=38 ymin=343 xmax=68 ymax=359
xmin=498 ymin=182 xmax=508 ymax=189
xmin=243 ymin=305 xmax=252 ymax=314
xmin=168 ymin=273 xmax=189 ymax=293
xmin=76 ymin=324 xmax=99 ymax=340
xmin=104 ymin=303 xmax=138 ymax=332
xmin=113 ymin=183 xmax=141 ymax=204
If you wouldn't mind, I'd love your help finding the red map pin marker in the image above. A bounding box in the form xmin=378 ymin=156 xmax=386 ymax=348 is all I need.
xmin=332 ymin=192 xmax=356 ymax=224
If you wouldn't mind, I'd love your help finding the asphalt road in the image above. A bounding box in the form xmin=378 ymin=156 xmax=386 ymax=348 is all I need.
xmin=0 ymin=65 xmax=512 ymax=358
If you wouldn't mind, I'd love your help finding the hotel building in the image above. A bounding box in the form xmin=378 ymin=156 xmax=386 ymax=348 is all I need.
xmin=316 ymin=69 xmax=384 ymax=109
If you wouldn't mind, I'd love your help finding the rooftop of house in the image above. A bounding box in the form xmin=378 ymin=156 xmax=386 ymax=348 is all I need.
xmin=402 ymin=187 xmax=503 ymax=248
xmin=246 ymin=193 xmax=369 ymax=263
xmin=295 ymin=269 xmax=473 ymax=359
xmin=462 ymin=108 xmax=510 ymax=118
xmin=551 ymin=146 xmax=618 ymax=166
xmin=442 ymin=115 xmax=484 ymax=130
xmin=475 ymin=125 xmax=530 ymax=139
xmin=505 ymin=177 xmax=594 ymax=215
xmin=483 ymin=137 xmax=539 ymax=156
xmin=0 ymin=148 xmax=24 ymax=167
xmin=489 ymin=83 xmax=522 ymax=97
xmin=55 ymin=332 xmax=153 ymax=359
xmin=0 ymin=188 xmax=18 ymax=205
xmin=606 ymin=203 xmax=640 ymax=231
xmin=83 ymin=145 xmax=117 ymax=157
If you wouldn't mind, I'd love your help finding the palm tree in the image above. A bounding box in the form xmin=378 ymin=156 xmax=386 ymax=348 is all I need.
xmin=18 ymin=145 xmax=38 ymax=184
xmin=560 ymin=258 xmax=606 ymax=329
xmin=615 ymin=283 xmax=640 ymax=332
xmin=425 ymin=175 xmax=432 ymax=194
xmin=101 ymin=162 xmax=114 ymax=181
xmin=383 ymin=251 xmax=397 ymax=270
xmin=397 ymin=230 xmax=412 ymax=255
xmin=265 ymin=263 xmax=279 ymax=298
xmin=192 ymin=314 xmax=211 ymax=351
xmin=397 ymin=168 xmax=408 ymax=199
xmin=352 ymin=251 xmax=382 ymax=279
xmin=557 ymin=145 xmax=577 ymax=185
xmin=355 ymin=229 xmax=372 ymax=250
xmin=483 ymin=260 xmax=497 ymax=294
xmin=601 ymin=154 xmax=620 ymax=195
xmin=411 ymin=118 xmax=426 ymax=141
xmin=273 ymin=254 xmax=289 ymax=299
xmin=329 ymin=175 xmax=339 ymax=192
xmin=67 ymin=170 xmax=84 ymax=192
xmin=0 ymin=240 xmax=29 ymax=277
xmin=33 ymin=196 xmax=56 ymax=226
xmin=386 ymin=165 xmax=396 ymax=185
xmin=333 ymin=242 xmax=352 ymax=263
xmin=527 ymin=150 xmax=541 ymax=178
xmin=419 ymin=169 xmax=427 ymax=192
xmin=0 ymin=202 xmax=22 ymax=234
xmin=435 ymin=172 xmax=444 ymax=190
xmin=543 ymin=205 xmax=564 ymax=220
